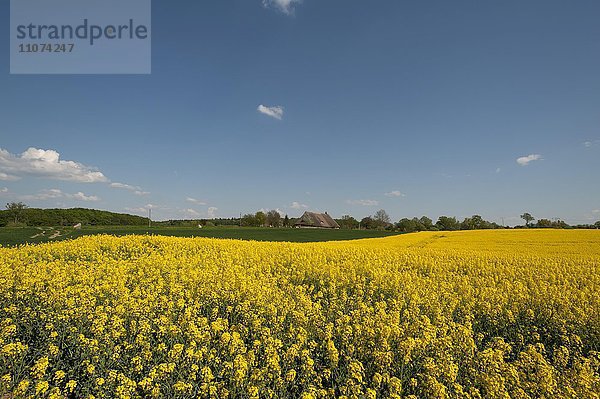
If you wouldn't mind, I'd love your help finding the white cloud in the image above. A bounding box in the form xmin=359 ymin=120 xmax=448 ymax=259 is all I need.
xmin=0 ymin=148 xmax=108 ymax=183
xmin=496 ymin=168 xmax=501 ymax=173
xmin=257 ymin=104 xmax=284 ymax=120
xmin=20 ymin=189 xmax=100 ymax=202
xmin=384 ymin=190 xmax=405 ymax=198
xmin=346 ymin=199 xmax=379 ymax=206
xmin=290 ymin=201 xmax=308 ymax=209
xmin=208 ymin=207 xmax=218 ymax=219
xmin=111 ymin=182 xmax=149 ymax=196
xmin=21 ymin=189 xmax=65 ymax=201
xmin=593 ymin=209 xmax=600 ymax=214
xmin=185 ymin=208 xmax=201 ymax=217
xmin=516 ymin=154 xmax=543 ymax=166
xmin=262 ymin=0 xmax=301 ymax=15
xmin=0 ymin=172 xmax=20 ymax=181
xmin=0 ymin=187 xmax=7 ymax=193
xmin=186 ymin=197 xmax=207 ymax=205
xmin=71 ymin=192 xmax=99 ymax=202
xmin=110 ymin=182 xmax=136 ymax=190
xmin=584 ymin=140 xmax=599 ymax=148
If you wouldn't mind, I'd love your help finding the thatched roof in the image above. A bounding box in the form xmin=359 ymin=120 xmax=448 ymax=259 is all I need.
xmin=294 ymin=211 xmax=340 ymax=229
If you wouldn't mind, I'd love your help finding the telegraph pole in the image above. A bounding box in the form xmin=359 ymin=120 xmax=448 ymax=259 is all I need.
xmin=148 ymin=208 xmax=152 ymax=228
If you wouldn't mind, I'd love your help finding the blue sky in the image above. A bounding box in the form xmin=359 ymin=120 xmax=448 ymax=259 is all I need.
xmin=1 ymin=0 xmax=599 ymax=225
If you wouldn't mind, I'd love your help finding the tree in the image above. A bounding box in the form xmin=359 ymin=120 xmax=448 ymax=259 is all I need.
xmin=595 ymin=221 xmax=600 ymax=229
xmin=436 ymin=216 xmax=460 ymax=231
xmin=266 ymin=210 xmax=281 ymax=227
xmin=255 ymin=211 xmax=266 ymax=227
xmin=6 ymin=202 xmax=28 ymax=224
xmin=536 ymin=219 xmax=553 ymax=228
xmin=396 ymin=218 xmax=418 ymax=233
xmin=241 ymin=213 xmax=258 ymax=227
xmin=520 ymin=213 xmax=535 ymax=227
xmin=461 ymin=215 xmax=491 ymax=230
xmin=419 ymin=216 xmax=433 ymax=230
xmin=338 ymin=215 xmax=359 ymax=230
xmin=360 ymin=216 xmax=376 ymax=230
xmin=373 ymin=209 xmax=391 ymax=229
xmin=283 ymin=215 xmax=290 ymax=227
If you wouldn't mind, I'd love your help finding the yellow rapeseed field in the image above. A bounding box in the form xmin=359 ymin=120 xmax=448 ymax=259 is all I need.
xmin=1 ymin=230 xmax=599 ymax=398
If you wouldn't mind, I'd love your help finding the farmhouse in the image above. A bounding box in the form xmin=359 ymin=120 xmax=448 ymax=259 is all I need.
xmin=294 ymin=211 xmax=340 ymax=229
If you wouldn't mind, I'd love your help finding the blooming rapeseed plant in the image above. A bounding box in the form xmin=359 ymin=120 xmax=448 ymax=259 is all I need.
xmin=0 ymin=230 xmax=598 ymax=398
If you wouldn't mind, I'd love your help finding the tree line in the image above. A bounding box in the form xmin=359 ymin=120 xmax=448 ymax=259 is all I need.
xmin=3 ymin=203 xmax=600 ymax=230
xmin=1 ymin=203 xmax=148 ymax=227
xmin=339 ymin=210 xmax=599 ymax=232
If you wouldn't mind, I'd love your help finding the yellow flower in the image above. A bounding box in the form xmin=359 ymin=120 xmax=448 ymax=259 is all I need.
xmin=35 ymin=380 xmax=49 ymax=395
xmin=66 ymin=379 xmax=77 ymax=393
xmin=31 ymin=357 xmax=49 ymax=379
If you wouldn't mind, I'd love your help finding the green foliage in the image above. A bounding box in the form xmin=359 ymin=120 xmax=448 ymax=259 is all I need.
xmin=5 ymin=202 xmax=28 ymax=224
xmin=337 ymin=215 xmax=359 ymax=230
xmin=521 ymin=212 xmax=535 ymax=227
xmin=265 ymin=210 xmax=281 ymax=227
xmin=0 ymin=208 xmax=148 ymax=227
xmin=436 ymin=216 xmax=461 ymax=231
xmin=396 ymin=217 xmax=426 ymax=233
xmin=461 ymin=214 xmax=498 ymax=230
xmin=255 ymin=211 xmax=266 ymax=227
xmin=241 ymin=213 xmax=260 ymax=227
xmin=359 ymin=216 xmax=377 ymax=230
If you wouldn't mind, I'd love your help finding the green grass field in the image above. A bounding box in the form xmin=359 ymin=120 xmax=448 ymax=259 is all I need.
xmin=0 ymin=226 xmax=399 ymax=247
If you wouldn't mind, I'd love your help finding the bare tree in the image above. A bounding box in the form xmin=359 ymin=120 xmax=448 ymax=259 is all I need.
xmin=373 ymin=209 xmax=391 ymax=228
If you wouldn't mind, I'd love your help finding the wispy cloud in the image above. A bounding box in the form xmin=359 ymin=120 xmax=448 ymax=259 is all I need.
xmin=257 ymin=104 xmax=284 ymax=120
xmin=0 ymin=187 xmax=8 ymax=194
xmin=584 ymin=140 xmax=599 ymax=148
xmin=21 ymin=189 xmax=99 ymax=202
xmin=110 ymin=182 xmax=135 ymax=190
xmin=384 ymin=190 xmax=405 ymax=198
xmin=0 ymin=147 xmax=107 ymax=183
xmin=496 ymin=167 xmax=502 ymax=173
xmin=0 ymin=172 xmax=19 ymax=181
xmin=186 ymin=197 xmax=207 ymax=205
xmin=110 ymin=182 xmax=149 ymax=196
xmin=346 ymin=199 xmax=379 ymax=206
xmin=208 ymin=207 xmax=218 ymax=219
xmin=185 ymin=208 xmax=201 ymax=217
xmin=592 ymin=209 xmax=600 ymax=215
xmin=516 ymin=154 xmax=543 ymax=166
xmin=290 ymin=201 xmax=308 ymax=209
xmin=262 ymin=0 xmax=302 ymax=15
